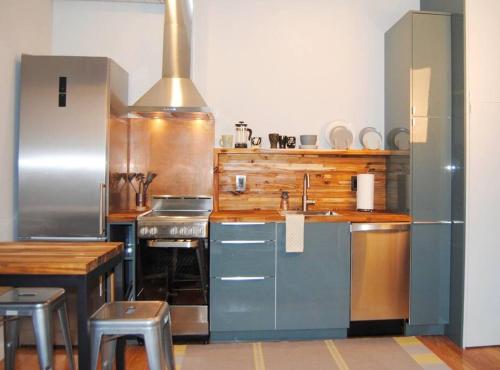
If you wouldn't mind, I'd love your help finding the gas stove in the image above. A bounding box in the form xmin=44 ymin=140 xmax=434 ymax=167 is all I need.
xmin=137 ymin=196 xmax=212 ymax=239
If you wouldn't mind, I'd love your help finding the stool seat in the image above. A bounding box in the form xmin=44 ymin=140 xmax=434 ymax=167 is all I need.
xmin=0 ymin=287 xmax=75 ymax=370
xmin=0 ymin=287 xmax=65 ymax=309
xmin=91 ymin=301 xmax=169 ymax=328
xmin=90 ymin=300 xmax=175 ymax=370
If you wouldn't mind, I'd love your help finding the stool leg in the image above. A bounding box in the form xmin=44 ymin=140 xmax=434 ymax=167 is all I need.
xmin=163 ymin=316 xmax=176 ymax=370
xmin=57 ymin=303 xmax=76 ymax=370
xmin=32 ymin=308 xmax=54 ymax=370
xmin=90 ymin=329 xmax=103 ymax=370
xmin=4 ymin=318 xmax=20 ymax=370
xmin=144 ymin=327 xmax=167 ymax=370
xmin=101 ymin=336 xmax=117 ymax=370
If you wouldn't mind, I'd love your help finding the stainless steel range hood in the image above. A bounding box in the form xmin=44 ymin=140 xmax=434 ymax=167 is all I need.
xmin=130 ymin=0 xmax=210 ymax=119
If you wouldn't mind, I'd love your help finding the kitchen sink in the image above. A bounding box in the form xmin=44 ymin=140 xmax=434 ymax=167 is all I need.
xmin=280 ymin=210 xmax=340 ymax=216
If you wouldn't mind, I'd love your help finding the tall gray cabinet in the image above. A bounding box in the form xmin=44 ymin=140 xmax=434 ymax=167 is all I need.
xmin=385 ymin=11 xmax=452 ymax=334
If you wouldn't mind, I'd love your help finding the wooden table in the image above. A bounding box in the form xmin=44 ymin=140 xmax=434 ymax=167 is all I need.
xmin=0 ymin=242 xmax=125 ymax=370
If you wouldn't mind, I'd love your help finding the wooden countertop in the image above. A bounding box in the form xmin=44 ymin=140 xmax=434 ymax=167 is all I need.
xmin=107 ymin=209 xmax=148 ymax=223
xmin=0 ymin=242 xmax=123 ymax=275
xmin=210 ymin=210 xmax=411 ymax=223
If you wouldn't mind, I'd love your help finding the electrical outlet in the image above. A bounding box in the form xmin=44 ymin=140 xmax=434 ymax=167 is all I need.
xmin=351 ymin=175 xmax=357 ymax=191
xmin=236 ymin=175 xmax=246 ymax=192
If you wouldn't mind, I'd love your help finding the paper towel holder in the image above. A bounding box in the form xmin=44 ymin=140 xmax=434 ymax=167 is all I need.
xmin=356 ymin=173 xmax=375 ymax=212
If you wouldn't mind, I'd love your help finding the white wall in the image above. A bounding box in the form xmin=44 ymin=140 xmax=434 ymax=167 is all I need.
xmin=464 ymin=0 xmax=500 ymax=347
xmin=0 ymin=0 xmax=53 ymax=360
xmin=53 ymin=0 xmax=419 ymax=148
xmin=0 ymin=1 xmax=53 ymax=239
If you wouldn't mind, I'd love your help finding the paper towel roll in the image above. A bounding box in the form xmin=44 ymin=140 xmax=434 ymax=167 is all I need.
xmin=357 ymin=174 xmax=375 ymax=211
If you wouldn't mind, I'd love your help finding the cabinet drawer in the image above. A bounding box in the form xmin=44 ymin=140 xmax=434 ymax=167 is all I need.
xmin=210 ymin=222 xmax=276 ymax=241
xmin=210 ymin=240 xmax=275 ymax=277
xmin=210 ymin=277 xmax=275 ymax=332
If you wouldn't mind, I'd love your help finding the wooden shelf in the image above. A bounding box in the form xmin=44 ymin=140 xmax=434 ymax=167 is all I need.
xmin=214 ymin=148 xmax=408 ymax=156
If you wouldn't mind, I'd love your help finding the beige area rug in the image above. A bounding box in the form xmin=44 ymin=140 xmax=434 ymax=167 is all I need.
xmin=174 ymin=337 xmax=450 ymax=370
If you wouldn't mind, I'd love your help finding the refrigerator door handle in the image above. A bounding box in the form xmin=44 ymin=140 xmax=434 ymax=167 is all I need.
xmin=99 ymin=183 xmax=106 ymax=236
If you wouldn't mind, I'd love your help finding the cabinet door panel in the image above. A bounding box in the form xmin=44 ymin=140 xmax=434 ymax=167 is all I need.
xmin=410 ymin=223 xmax=451 ymax=325
xmin=412 ymin=13 xmax=451 ymax=117
xmin=210 ymin=240 xmax=275 ymax=277
xmin=276 ymin=223 xmax=350 ymax=330
xmin=210 ymin=277 xmax=275 ymax=332
xmin=412 ymin=117 xmax=451 ymax=221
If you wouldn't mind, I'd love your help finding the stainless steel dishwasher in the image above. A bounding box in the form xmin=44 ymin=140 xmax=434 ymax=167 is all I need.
xmin=350 ymin=223 xmax=410 ymax=321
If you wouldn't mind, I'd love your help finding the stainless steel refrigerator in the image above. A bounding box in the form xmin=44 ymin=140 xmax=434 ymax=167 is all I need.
xmin=18 ymin=55 xmax=129 ymax=241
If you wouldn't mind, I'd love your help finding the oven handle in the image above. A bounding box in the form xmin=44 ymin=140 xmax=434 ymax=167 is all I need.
xmin=216 ymin=276 xmax=272 ymax=281
xmin=220 ymin=222 xmax=266 ymax=226
xmin=218 ymin=240 xmax=270 ymax=245
xmin=147 ymin=239 xmax=200 ymax=249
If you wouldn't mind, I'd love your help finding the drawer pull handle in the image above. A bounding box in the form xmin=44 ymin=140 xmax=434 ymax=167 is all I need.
xmin=220 ymin=222 xmax=266 ymax=225
xmin=218 ymin=276 xmax=269 ymax=281
xmin=219 ymin=240 xmax=268 ymax=244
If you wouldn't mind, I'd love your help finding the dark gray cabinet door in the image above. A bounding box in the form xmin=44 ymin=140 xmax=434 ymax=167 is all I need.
xmin=210 ymin=223 xmax=276 ymax=241
xmin=410 ymin=223 xmax=451 ymax=325
xmin=210 ymin=240 xmax=275 ymax=277
xmin=412 ymin=13 xmax=451 ymax=118
xmin=411 ymin=117 xmax=452 ymax=221
xmin=210 ymin=277 xmax=275 ymax=332
xmin=276 ymin=223 xmax=350 ymax=330
xmin=209 ymin=222 xmax=277 ymax=332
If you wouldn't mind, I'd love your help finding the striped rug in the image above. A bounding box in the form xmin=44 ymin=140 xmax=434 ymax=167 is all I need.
xmin=174 ymin=337 xmax=449 ymax=370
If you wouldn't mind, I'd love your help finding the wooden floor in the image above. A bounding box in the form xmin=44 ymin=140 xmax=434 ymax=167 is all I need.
xmin=2 ymin=336 xmax=500 ymax=370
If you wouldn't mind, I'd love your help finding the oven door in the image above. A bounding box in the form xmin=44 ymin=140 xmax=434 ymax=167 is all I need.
xmin=137 ymin=238 xmax=207 ymax=304
xmin=136 ymin=238 xmax=209 ymax=337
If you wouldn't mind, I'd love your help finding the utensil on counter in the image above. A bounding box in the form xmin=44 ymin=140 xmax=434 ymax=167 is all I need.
xmin=279 ymin=135 xmax=288 ymax=149
xmin=251 ymin=137 xmax=262 ymax=148
xmin=219 ymin=134 xmax=233 ymax=148
xmin=299 ymin=144 xmax=318 ymax=149
xmin=359 ymin=127 xmax=383 ymax=150
xmin=235 ymin=121 xmax=252 ymax=148
xmin=269 ymin=133 xmax=279 ymax=149
xmin=300 ymin=135 xmax=317 ymax=146
xmin=286 ymin=136 xmax=296 ymax=148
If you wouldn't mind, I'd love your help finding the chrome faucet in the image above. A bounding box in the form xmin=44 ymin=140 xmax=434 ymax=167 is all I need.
xmin=302 ymin=173 xmax=316 ymax=212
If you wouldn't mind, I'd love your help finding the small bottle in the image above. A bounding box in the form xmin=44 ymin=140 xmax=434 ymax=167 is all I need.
xmin=280 ymin=192 xmax=289 ymax=211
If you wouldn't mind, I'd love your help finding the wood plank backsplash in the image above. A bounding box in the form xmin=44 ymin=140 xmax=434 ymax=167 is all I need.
xmin=214 ymin=150 xmax=389 ymax=211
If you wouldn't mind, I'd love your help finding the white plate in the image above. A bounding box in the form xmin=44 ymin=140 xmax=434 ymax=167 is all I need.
xmin=329 ymin=126 xmax=353 ymax=149
xmin=359 ymin=127 xmax=382 ymax=150
xmin=325 ymin=121 xmax=347 ymax=148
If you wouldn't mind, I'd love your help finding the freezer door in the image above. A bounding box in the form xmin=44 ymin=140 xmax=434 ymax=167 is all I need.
xmin=18 ymin=55 xmax=109 ymax=239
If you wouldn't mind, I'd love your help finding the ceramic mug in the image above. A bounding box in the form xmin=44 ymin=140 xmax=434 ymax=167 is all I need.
xmin=269 ymin=133 xmax=279 ymax=149
xmin=287 ymin=136 xmax=296 ymax=148
xmin=220 ymin=134 xmax=234 ymax=148
xmin=279 ymin=135 xmax=288 ymax=149
xmin=251 ymin=137 xmax=262 ymax=148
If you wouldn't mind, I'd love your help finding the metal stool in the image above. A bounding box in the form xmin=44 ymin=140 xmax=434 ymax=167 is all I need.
xmin=90 ymin=301 xmax=175 ymax=370
xmin=0 ymin=287 xmax=75 ymax=370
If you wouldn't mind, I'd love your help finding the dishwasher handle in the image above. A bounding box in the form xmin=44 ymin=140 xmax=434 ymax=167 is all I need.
xmin=351 ymin=223 xmax=410 ymax=232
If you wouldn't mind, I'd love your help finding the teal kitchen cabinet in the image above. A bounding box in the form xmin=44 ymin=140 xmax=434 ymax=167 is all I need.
xmin=210 ymin=222 xmax=277 ymax=333
xmin=410 ymin=223 xmax=451 ymax=326
xmin=276 ymin=222 xmax=350 ymax=330
xmin=386 ymin=11 xmax=452 ymax=334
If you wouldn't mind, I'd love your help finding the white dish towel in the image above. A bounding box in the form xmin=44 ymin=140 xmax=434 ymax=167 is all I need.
xmin=286 ymin=214 xmax=305 ymax=253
